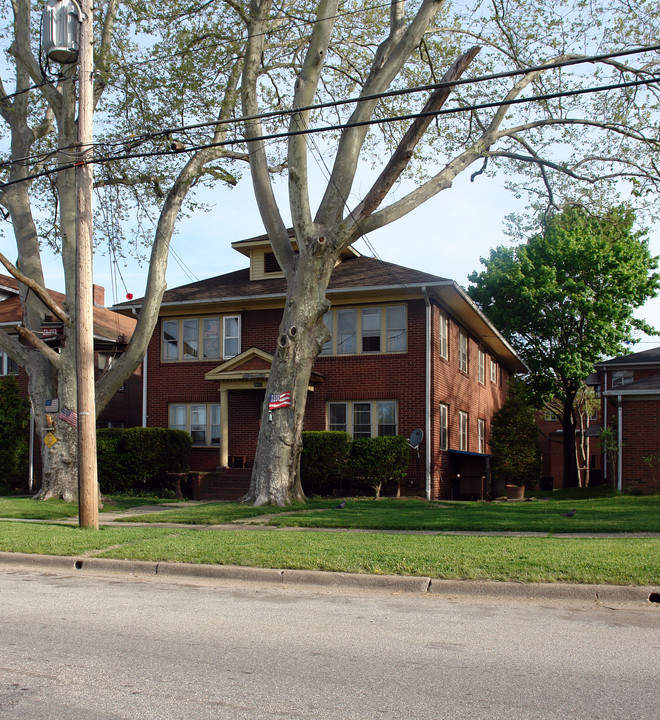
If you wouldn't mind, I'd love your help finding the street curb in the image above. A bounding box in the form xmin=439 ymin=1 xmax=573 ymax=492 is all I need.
xmin=0 ymin=552 xmax=658 ymax=605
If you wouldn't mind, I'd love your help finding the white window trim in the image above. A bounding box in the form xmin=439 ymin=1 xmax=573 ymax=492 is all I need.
xmin=327 ymin=400 xmax=398 ymax=439
xmin=490 ymin=358 xmax=498 ymax=384
xmin=162 ymin=316 xmax=241 ymax=362
xmin=439 ymin=402 xmax=448 ymax=451
xmin=169 ymin=403 xmax=221 ymax=446
xmin=478 ymin=418 xmax=485 ymax=454
xmin=438 ymin=312 xmax=448 ymax=360
xmin=458 ymin=331 xmax=468 ymax=374
xmin=459 ymin=410 xmax=469 ymax=452
xmin=0 ymin=349 xmax=19 ymax=376
xmin=320 ymin=305 xmax=407 ymax=356
xmin=478 ymin=349 xmax=486 ymax=385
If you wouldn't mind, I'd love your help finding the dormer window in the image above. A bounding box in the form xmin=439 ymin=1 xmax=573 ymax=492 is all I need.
xmin=263 ymin=252 xmax=281 ymax=274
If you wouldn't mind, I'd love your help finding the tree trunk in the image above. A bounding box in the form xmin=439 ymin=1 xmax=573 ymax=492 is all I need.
xmin=561 ymin=397 xmax=579 ymax=488
xmin=242 ymin=247 xmax=335 ymax=505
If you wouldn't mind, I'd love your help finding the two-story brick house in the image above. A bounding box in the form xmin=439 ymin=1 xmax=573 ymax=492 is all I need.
xmin=595 ymin=347 xmax=660 ymax=494
xmin=122 ymin=233 xmax=525 ymax=501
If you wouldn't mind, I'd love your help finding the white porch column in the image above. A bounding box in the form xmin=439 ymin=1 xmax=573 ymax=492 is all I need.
xmin=220 ymin=387 xmax=229 ymax=468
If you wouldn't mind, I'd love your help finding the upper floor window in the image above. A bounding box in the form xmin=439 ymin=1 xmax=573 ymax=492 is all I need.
xmin=544 ymin=410 xmax=558 ymax=422
xmin=438 ymin=312 xmax=448 ymax=360
xmin=490 ymin=358 xmax=498 ymax=384
xmin=439 ymin=402 xmax=448 ymax=451
xmin=458 ymin=331 xmax=468 ymax=374
xmin=611 ymin=370 xmax=634 ymax=388
xmin=478 ymin=349 xmax=486 ymax=385
xmin=169 ymin=403 xmax=221 ymax=446
xmin=459 ymin=410 xmax=469 ymax=451
xmin=162 ymin=316 xmax=241 ymax=362
xmin=320 ymin=305 xmax=407 ymax=356
xmin=328 ymin=400 xmax=397 ymax=439
xmin=0 ymin=350 xmax=18 ymax=376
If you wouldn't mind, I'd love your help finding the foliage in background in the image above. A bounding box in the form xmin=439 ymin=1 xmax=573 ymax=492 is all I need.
xmin=489 ymin=378 xmax=542 ymax=488
xmin=300 ymin=431 xmax=352 ymax=496
xmin=469 ymin=206 xmax=659 ymax=487
xmin=96 ymin=427 xmax=191 ymax=495
xmin=349 ymin=435 xmax=410 ymax=499
xmin=0 ymin=377 xmax=30 ymax=490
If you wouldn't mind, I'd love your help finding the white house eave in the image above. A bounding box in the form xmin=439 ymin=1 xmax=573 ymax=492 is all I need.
xmin=603 ymin=388 xmax=660 ymax=397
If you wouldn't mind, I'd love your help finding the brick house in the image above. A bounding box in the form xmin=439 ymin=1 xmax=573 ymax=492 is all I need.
xmin=0 ymin=275 xmax=142 ymax=490
xmin=119 ymin=234 xmax=525 ymax=500
xmin=595 ymin=347 xmax=660 ymax=494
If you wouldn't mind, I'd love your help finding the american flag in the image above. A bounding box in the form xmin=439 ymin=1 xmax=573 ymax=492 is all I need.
xmin=268 ymin=392 xmax=291 ymax=410
xmin=45 ymin=398 xmax=59 ymax=413
xmin=59 ymin=406 xmax=78 ymax=427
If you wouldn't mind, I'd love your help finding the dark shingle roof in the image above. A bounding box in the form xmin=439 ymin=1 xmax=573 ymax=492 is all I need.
xmin=596 ymin=346 xmax=660 ymax=368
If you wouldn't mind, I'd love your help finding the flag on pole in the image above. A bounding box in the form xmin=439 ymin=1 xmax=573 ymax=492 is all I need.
xmin=59 ymin=406 xmax=78 ymax=427
xmin=268 ymin=392 xmax=291 ymax=410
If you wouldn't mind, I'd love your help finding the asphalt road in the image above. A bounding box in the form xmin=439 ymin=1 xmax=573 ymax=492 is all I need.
xmin=1 ymin=567 xmax=658 ymax=720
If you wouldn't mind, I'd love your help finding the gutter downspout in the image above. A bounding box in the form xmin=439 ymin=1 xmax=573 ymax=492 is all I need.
xmin=617 ymin=394 xmax=623 ymax=492
xmin=423 ymin=287 xmax=431 ymax=501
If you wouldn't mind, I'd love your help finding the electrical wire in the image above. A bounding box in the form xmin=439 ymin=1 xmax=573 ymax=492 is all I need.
xmin=1 ymin=71 xmax=658 ymax=193
xmin=1 ymin=42 xmax=658 ymax=174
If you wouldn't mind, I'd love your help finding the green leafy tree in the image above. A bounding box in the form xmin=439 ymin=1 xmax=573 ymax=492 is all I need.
xmin=468 ymin=206 xmax=659 ymax=487
xmin=489 ymin=378 xmax=542 ymax=488
xmin=0 ymin=376 xmax=30 ymax=489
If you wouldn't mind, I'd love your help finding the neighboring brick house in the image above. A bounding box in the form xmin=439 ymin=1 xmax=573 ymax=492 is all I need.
xmin=118 ymin=234 xmax=525 ymax=501
xmin=0 ymin=275 xmax=142 ymax=489
xmin=595 ymin=347 xmax=660 ymax=494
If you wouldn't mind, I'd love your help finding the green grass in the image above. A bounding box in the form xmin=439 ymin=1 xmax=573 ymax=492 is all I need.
xmin=0 ymin=495 xmax=175 ymax=520
xmin=0 ymin=521 xmax=657 ymax=585
xmin=116 ymin=494 xmax=660 ymax=534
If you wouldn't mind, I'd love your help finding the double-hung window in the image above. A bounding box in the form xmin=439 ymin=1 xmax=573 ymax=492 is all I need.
xmin=459 ymin=331 xmax=468 ymax=374
xmin=321 ymin=305 xmax=407 ymax=356
xmin=459 ymin=411 xmax=469 ymax=451
xmin=0 ymin=350 xmax=18 ymax=376
xmin=439 ymin=403 xmax=448 ymax=450
xmin=478 ymin=349 xmax=486 ymax=385
xmin=438 ymin=312 xmax=448 ymax=360
xmin=169 ymin=403 xmax=221 ymax=446
xmin=162 ymin=316 xmax=241 ymax=361
xmin=478 ymin=418 xmax=485 ymax=454
xmin=327 ymin=400 xmax=397 ymax=439
xmin=490 ymin=358 xmax=498 ymax=384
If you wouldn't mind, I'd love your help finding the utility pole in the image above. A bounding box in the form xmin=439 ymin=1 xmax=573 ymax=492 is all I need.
xmin=76 ymin=0 xmax=98 ymax=529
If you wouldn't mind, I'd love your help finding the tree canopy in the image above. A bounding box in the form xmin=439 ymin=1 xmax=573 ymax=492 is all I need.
xmin=468 ymin=205 xmax=659 ymax=485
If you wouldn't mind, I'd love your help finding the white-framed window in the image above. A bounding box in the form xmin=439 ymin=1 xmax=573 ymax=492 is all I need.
xmin=459 ymin=410 xmax=469 ymax=451
xmin=162 ymin=316 xmax=240 ymax=361
xmin=478 ymin=418 xmax=485 ymax=454
xmin=0 ymin=349 xmax=19 ymax=376
xmin=611 ymin=370 xmax=634 ymax=388
xmin=458 ymin=331 xmax=468 ymax=374
xmin=327 ymin=400 xmax=397 ymax=439
xmin=478 ymin=349 xmax=486 ymax=385
xmin=320 ymin=305 xmax=407 ymax=356
xmin=544 ymin=410 xmax=558 ymax=422
xmin=169 ymin=403 xmax=221 ymax=446
xmin=438 ymin=312 xmax=448 ymax=360
xmin=97 ymin=420 xmax=125 ymax=429
xmin=490 ymin=358 xmax=498 ymax=384
xmin=439 ymin=402 xmax=448 ymax=451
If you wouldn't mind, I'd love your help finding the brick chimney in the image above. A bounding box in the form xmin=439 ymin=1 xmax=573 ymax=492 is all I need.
xmin=93 ymin=284 xmax=105 ymax=307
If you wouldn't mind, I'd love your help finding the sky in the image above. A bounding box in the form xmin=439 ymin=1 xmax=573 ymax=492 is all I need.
xmin=2 ymin=151 xmax=660 ymax=349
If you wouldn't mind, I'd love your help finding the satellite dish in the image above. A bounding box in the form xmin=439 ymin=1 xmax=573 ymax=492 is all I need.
xmin=409 ymin=428 xmax=424 ymax=449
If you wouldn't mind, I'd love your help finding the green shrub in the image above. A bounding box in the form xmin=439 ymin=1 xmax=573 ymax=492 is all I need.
xmin=348 ymin=435 xmax=410 ymax=499
xmin=97 ymin=427 xmax=192 ymax=495
xmin=0 ymin=377 xmax=30 ymax=490
xmin=300 ymin=431 xmax=351 ymax=496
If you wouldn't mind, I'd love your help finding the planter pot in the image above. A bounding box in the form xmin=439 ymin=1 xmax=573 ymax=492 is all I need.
xmin=505 ymin=484 xmax=525 ymax=501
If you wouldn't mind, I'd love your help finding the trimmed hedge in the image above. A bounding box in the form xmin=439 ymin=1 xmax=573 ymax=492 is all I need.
xmin=300 ymin=430 xmax=351 ymax=496
xmin=97 ymin=427 xmax=192 ymax=495
xmin=349 ymin=435 xmax=410 ymax=499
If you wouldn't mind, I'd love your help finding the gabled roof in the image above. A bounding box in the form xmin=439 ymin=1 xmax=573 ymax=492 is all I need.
xmin=595 ymin=346 xmax=660 ymax=369
xmin=114 ymin=253 xmax=526 ymax=373
xmin=0 ymin=289 xmax=136 ymax=343
xmin=0 ymin=274 xmax=19 ymax=294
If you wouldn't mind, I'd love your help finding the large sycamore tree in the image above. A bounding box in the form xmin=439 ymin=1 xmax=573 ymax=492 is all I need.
xmin=468 ymin=206 xmax=659 ymax=487
xmin=240 ymin=0 xmax=660 ymax=504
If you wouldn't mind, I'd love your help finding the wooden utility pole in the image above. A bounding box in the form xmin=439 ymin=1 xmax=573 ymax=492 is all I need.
xmin=76 ymin=0 xmax=99 ymax=529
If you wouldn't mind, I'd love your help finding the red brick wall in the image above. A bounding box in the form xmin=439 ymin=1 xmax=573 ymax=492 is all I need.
xmin=147 ymin=300 xmax=514 ymax=499
xmin=619 ymin=398 xmax=660 ymax=494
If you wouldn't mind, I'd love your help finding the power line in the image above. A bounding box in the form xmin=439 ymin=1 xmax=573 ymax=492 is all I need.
xmin=1 ymin=71 xmax=658 ymax=192
xmin=2 ymin=42 xmax=658 ymax=174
